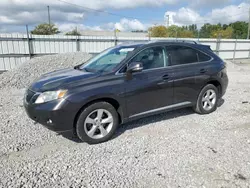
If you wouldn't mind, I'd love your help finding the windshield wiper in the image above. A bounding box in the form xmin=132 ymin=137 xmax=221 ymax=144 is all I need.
xmin=84 ymin=67 xmax=96 ymax=73
xmin=74 ymin=65 xmax=80 ymax=70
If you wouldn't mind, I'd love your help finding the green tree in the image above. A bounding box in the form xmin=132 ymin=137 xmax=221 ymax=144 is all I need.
xmin=200 ymin=23 xmax=222 ymax=38
xmin=148 ymin=22 xmax=247 ymax=39
xmin=166 ymin=25 xmax=180 ymax=37
xmin=211 ymin=27 xmax=233 ymax=39
xmin=167 ymin=25 xmax=195 ymax=38
xmin=31 ymin=23 xmax=60 ymax=35
xmin=178 ymin=30 xmax=195 ymax=38
xmin=149 ymin=25 xmax=196 ymax=38
xmin=149 ymin=25 xmax=168 ymax=37
xmin=131 ymin=30 xmax=146 ymax=33
xmin=65 ymin=28 xmax=81 ymax=36
xmin=230 ymin=21 xmax=248 ymax=39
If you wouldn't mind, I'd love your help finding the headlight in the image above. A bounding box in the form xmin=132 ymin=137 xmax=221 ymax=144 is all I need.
xmin=35 ymin=90 xmax=67 ymax=104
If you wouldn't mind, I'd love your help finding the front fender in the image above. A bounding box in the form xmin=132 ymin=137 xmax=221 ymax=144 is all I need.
xmin=65 ymin=86 xmax=126 ymax=123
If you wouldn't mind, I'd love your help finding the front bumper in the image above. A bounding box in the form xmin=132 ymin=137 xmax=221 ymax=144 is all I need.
xmin=24 ymin=98 xmax=77 ymax=132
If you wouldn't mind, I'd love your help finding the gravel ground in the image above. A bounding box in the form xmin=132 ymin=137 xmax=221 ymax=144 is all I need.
xmin=0 ymin=52 xmax=92 ymax=89
xmin=0 ymin=54 xmax=250 ymax=188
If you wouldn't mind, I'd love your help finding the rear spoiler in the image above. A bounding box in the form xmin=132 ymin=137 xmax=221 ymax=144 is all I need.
xmin=197 ymin=44 xmax=213 ymax=52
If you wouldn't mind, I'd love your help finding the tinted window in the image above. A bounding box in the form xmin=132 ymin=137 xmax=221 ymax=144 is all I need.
xmin=166 ymin=46 xmax=198 ymax=66
xmin=197 ymin=51 xmax=211 ymax=62
xmin=131 ymin=46 xmax=167 ymax=70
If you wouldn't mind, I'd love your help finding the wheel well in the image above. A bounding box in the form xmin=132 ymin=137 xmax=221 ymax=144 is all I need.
xmin=207 ymin=80 xmax=222 ymax=97
xmin=73 ymin=98 xmax=121 ymax=133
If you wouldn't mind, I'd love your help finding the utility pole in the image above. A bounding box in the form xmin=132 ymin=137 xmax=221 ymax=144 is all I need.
xmin=47 ymin=6 xmax=51 ymax=30
xmin=26 ymin=25 xmax=32 ymax=59
xmin=114 ymin=29 xmax=117 ymax=46
xmin=165 ymin=15 xmax=170 ymax=27
xmin=248 ymin=7 xmax=250 ymax=39
xmin=198 ymin=30 xmax=200 ymax=41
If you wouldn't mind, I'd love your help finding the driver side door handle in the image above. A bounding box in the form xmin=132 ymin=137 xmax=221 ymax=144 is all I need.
xmin=200 ymin=69 xmax=207 ymax=74
xmin=158 ymin=74 xmax=170 ymax=86
xmin=162 ymin=74 xmax=169 ymax=81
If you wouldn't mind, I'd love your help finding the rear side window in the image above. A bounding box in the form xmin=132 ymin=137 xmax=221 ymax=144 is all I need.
xmin=166 ymin=45 xmax=211 ymax=66
xmin=197 ymin=51 xmax=211 ymax=62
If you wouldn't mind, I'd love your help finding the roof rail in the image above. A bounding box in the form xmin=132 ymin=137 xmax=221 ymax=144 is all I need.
xmin=149 ymin=39 xmax=200 ymax=44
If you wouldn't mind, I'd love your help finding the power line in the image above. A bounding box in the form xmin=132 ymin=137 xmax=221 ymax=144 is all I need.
xmin=56 ymin=0 xmax=164 ymax=22
xmin=56 ymin=0 xmax=249 ymax=25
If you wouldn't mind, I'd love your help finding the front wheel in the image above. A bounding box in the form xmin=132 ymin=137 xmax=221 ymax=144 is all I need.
xmin=76 ymin=102 xmax=119 ymax=144
xmin=193 ymin=84 xmax=218 ymax=114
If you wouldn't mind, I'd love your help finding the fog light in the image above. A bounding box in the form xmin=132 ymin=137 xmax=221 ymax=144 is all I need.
xmin=47 ymin=119 xmax=53 ymax=124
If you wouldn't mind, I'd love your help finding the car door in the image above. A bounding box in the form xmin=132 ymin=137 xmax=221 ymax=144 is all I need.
xmin=123 ymin=46 xmax=174 ymax=118
xmin=166 ymin=45 xmax=212 ymax=104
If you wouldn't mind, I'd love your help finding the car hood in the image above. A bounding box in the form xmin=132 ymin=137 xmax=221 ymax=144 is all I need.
xmin=30 ymin=68 xmax=99 ymax=92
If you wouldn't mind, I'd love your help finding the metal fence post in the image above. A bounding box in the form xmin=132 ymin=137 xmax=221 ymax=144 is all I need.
xmin=233 ymin=38 xmax=237 ymax=62
xmin=0 ymin=35 xmax=6 ymax=71
xmin=148 ymin=30 xmax=151 ymax=41
xmin=248 ymin=48 xmax=250 ymax=59
xmin=248 ymin=39 xmax=250 ymax=59
xmin=197 ymin=30 xmax=200 ymax=42
xmin=114 ymin=29 xmax=118 ymax=46
xmin=76 ymin=35 xmax=80 ymax=52
xmin=114 ymin=30 xmax=118 ymax=46
xmin=215 ymin=34 xmax=221 ymax=56
xmin=26 ymin=25 xmax=32 ymax=59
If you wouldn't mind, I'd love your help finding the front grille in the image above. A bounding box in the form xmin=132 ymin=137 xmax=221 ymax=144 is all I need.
xmin=26 ymin=89 xmax=35 ymax=103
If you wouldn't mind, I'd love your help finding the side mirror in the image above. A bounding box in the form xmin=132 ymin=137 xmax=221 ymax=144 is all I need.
xmin=127 ymin=62 xmax=143 ymax=73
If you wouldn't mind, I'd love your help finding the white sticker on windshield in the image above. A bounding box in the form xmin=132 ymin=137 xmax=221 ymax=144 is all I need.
xmin=119 ymin=48 xmax=134 ymax=52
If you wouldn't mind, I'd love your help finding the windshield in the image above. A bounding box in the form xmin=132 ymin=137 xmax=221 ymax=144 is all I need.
xmin=80 ymin=46 xmax=136 ymax=73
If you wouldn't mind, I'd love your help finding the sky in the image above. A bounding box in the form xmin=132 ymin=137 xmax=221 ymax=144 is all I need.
xmin=0 ymin=0 xmax=249 ymax=33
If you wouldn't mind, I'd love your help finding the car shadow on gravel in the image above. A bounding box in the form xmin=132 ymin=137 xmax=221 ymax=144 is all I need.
xmin=59 ymin=108 xmax=195 ymax=143
xmin=60 ymin=99 xmax=225 ymax=143
xmin=59 ymin=131 xmax=83 ymax=143
xmin=218 ymin=98 xmax=225 ymax=107
xmin=114 ymin=98 xmax=225 ymax=140
xmin=113 ymin=107 xmax=194 ymax=140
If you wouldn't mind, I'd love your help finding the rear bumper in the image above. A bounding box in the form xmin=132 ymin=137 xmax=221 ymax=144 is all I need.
xmin=221 ymin=71 xmax=229 ymax=97
xmin=24 ymin=99 xmax=77 ymax=132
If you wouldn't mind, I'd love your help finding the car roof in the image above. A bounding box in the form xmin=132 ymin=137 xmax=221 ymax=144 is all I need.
xmin=118 ymin=40 xmax=203 ymax=48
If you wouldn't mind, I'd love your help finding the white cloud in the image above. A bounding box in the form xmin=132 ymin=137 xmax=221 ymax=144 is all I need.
xmin=0 ymin=0 xmax=178 ymax=10
xmin=208 ymin=3 xmax=249 ymax=23
xmin=0 ymin=0 xmax=179 ymax=32
xmin=165 ymin=2 xmax=249 ymax=28
xmin=165 ymin=8 xmax=203 ymax=26
xmin=0 ymin=16 xmax=17 ymax=24
xmin=59 ymin=23 xmax=103 ymax=32
xmin=0 ymin=0 xmax=249 ymax=33
xmin=113 ymin=18 xmax=146 ymax=31
xmin=58 ymin=18 xmax=146 ymax=32
xmin=0 ymin=0 xmax=178 ymax=25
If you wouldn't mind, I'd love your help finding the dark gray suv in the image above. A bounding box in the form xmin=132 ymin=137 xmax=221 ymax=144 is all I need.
xmin=24 ymin=41 xmax=228 ymax=144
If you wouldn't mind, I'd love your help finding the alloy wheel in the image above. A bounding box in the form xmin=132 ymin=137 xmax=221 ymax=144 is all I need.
xmin=202 ymin=89 xmax=217 ymax=111
xmin=84 ymin=109 xmax=113 ymax=139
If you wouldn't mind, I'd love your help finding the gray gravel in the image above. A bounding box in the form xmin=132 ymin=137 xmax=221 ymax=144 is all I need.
xmin=0 ymin=55 xmax=250 ymax=187
xmin=0 ymin=52 xmax=92 ymax=89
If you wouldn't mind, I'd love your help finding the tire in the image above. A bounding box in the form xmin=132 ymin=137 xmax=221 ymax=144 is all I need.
xmin=193 ymin=84 xmax=219 ymax=114
xmin=76 ymin=102 xmax=119 ymax=144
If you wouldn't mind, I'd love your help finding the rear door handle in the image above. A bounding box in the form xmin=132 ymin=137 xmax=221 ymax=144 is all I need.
xmin=162 ymin=74 xmax=169 ymax=80
xmin=200 ymin=69 xmax=207 ymax=74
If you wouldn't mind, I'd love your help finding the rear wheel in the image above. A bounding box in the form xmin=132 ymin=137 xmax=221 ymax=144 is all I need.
xmin=193 ymin=84 xmax=218 ymax=114
xmin=76 ymin=102 xmax=119 ymax=144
